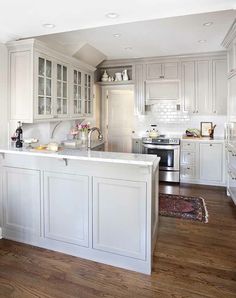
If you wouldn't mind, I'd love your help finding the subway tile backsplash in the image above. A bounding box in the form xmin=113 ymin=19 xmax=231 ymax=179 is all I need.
xmin=134 ymin=103 xmax=227 ymax=137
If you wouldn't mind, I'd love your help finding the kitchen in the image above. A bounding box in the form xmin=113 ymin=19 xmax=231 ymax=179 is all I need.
xmin=0 ymin=2 xmax=236 ymax=297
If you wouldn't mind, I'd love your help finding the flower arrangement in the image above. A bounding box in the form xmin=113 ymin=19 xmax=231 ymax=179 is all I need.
xmin=70 ymin=122 xmax=90 ymax=140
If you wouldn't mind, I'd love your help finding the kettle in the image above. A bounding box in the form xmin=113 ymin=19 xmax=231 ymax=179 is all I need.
xmin=148 ymin=125 xmax=159 ymax=138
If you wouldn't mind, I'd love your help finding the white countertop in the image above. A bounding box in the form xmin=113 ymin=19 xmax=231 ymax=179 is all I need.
xmin=0 ymin=147 xmax=159 ymax=166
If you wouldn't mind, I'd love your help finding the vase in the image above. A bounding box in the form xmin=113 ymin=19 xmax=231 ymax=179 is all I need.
xmin=80 ymin=131 xmax=88 ymax=145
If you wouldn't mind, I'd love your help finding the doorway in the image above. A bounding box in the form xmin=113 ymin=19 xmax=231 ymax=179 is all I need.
xmin=101 ymin=85 xmax=134 ymax=153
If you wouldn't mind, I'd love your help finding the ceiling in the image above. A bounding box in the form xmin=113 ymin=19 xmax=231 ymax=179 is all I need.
xmin=0 ymin=0 xmax=235 ymax=43
xmin=37 ymin=10 xmax=236 ymax=61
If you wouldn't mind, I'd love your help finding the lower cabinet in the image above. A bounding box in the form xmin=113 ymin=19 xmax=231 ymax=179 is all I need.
xmin=2 ymin=167 xmax=41 ymax=237
xmin=132 ymin=138 xmax=143 ymax=154
xmin=199 ymin=143 xmax=223 ymax=182
xmin=43 ymin=171 xmax=89 ymax=247
xmin=92 ymin=177 xmax=147 ymax=260
xmin=180 ymin=140 xmax=225 ymax=186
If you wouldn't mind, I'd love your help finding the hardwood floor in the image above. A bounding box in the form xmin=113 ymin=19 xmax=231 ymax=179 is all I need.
xmin=0 ymin=183 xmax=236 ymax=298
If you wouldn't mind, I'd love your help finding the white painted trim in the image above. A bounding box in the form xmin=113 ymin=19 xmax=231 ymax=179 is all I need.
xmin=222 ymin=18 xmax=236 ymax=48
xmin=99 ymin=51 xmax=227 ymax=68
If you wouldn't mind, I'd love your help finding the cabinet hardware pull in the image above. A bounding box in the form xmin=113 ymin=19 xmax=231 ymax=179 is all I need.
xmin=210 ymin=144 xmax=213 ymax=146
xmin=187 ymin=167 xmax=190 ymax=170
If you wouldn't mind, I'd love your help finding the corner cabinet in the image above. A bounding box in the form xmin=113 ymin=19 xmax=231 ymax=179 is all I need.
xmin=8 ymin=39 xmax=95 ymax=123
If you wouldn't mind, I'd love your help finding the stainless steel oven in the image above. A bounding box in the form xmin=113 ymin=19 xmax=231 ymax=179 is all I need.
xmin=142 ymin=137 xmax=180 ymax=182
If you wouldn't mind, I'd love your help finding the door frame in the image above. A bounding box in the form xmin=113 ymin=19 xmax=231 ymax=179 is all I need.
xmin=101 ymin=84 xmax=134 ymax=151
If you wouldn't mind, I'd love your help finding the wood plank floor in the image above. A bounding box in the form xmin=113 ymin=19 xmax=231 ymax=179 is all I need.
xmin=0 ymin=183 xmax=236 ymax=298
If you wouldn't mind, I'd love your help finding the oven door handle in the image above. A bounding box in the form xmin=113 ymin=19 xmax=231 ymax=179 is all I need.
xmin=142 ymin=144 xmax=180 ymax=150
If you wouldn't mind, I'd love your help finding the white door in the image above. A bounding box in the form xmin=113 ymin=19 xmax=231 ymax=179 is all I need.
xmin=212 ymin=59 xmax=227 ymax=115
xmin=181 ymin=61 xmax=195 ymax=113
xmin=92 ymin=177 xmax=147 ymax=260
xmin=104 ymin=87 xmax=134 ymax=153
xmin=195 ymin=60 xmax=210 ymax=114
xmin=44 ymin=171 xmax=89 ymax=247
xmin=199 ymin=143 xmax=223 ymax=182
xmin=3 ymin=167 xmax=41 ymax=237
xmin=228 ymin=74 xmax=236 ymax=122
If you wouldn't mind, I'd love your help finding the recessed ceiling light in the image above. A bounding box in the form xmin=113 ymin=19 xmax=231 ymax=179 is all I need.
xmin=113 ymin=33 xmax=121 ymax=38
xmin=106 ymin=12 xmax=119 ymax=19
xmin=198 ymin=39 xmax=207 ymax=43
xmin=124 ymin=47 xmax=133 ymax=51
xmin=203 ymin=22 xmax=213 ymax=27
xmin=42 ymin=23 xmax=56 ymax=29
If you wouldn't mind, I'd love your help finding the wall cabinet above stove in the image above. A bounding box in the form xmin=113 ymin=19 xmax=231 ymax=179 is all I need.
xmin=146 ymin=62 xmax=179 ymax=80
xmin=8 ymin=39 xmax=95 ymax=123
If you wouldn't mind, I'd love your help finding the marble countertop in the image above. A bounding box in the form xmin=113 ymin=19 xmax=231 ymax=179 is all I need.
xmin=0 ymin=146 xmax=159 ymax=166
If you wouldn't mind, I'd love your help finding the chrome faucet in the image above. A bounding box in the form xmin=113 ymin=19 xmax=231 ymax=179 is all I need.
xmin=87 ymin=127 xmax=103 ymax=150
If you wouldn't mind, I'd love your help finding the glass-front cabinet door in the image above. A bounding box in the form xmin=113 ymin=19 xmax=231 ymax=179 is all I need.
xmin=36 ymin=56 xmax=53 ymax=118
xmin=56 ymin=63 xmax=68 ymax=117
xmin=84 ymin=73 xmax=93 ymax=116
xmin=73 ymin=69 xmax=82 ymax=116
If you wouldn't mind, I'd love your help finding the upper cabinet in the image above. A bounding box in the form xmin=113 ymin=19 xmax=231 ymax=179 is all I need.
xmin=8 ymin=39 xmax=95 ymax=123
xmin=222 ymin=19 xmax=236 ymax=76
xmin=181 ymin=56 xmax=227 ymax=115
xmin=146 ymin=62 xmax=179 ymax=80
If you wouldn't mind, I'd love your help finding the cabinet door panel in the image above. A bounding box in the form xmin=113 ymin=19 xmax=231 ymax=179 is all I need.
xmin=163 ymin=62 xmax=178 ymax=79
xmin=146 ymin=63 xmax=162 ymax=79
xmin=181 ymin=61 xmax=195 ymax=112
xmin=3 ymin=167 xmax=41 ymax=236
xmin=93 ymin=177 xmax=146 ymax=260
xmin=195 ymin=60 xmax=210 ymax=114
xmin=146 ymin=81 xmax=180 ymax=100
xmin=199 ymin=143 xmax=223 ymax=182
xmin=44 ymin=172 xmax=89 ymax=247
xmin=228 ymin=75 xmax=236 ymax=122
xmin=212 ymin=59 xmax=227 ymax=115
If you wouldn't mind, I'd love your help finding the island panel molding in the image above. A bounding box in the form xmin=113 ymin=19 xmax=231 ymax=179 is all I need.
xmin=0 ymin=149 xmax=159 ymax=275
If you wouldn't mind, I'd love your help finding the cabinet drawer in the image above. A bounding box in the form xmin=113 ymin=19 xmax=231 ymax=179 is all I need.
xmin=181 ymin=151 xmax=195 ymax=164
xmin=180 ymin=165 xmax=196 ymax=179
xmin=181 ymin=142 xmax=196 ymax=151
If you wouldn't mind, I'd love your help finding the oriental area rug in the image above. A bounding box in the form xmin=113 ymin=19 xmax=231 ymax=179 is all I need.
xmin=159 ymin=193 xmax=209 ymax=223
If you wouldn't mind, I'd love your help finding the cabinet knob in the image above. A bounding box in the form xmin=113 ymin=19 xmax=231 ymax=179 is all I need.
xmin=187 ymin=167 xmax=190 ymax=170
xmin=210 ymin=144 xmax=213 ymax=147
xmin=196 ymin=110 xmax=198 ymax=113
xmin=213 ymin=111 xmax=217 ymax=114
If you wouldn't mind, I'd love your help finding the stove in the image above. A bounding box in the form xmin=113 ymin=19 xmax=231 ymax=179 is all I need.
xmin=142 ymin=135 xmax=180 ymax=183
xmin=142 ymin=135 xmax=180 ymax=145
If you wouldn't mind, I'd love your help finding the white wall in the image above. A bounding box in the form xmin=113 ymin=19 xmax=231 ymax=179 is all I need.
xmin=0 ymin=43 xmax=8 ymax=146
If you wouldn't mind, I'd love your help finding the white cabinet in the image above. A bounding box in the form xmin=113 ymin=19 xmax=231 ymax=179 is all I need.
xmin=181 ymin=61 xmax=195 ymax=113
xmin=147 ymin=62 xmax=179 ymax=80
xmin=228 ymin=74 xmax=236 ymax=122
xmin=132 ymin=138 xmax=143 ymax=154
xmin=199 ymin=143 xmax=223 ymax=183
xmin=92 ymin=177 xmax=147 ymax=260
xmin=181 ymin=57 xmax=227 ymax=115
xmin=8 ymin=39 xmax=95 ymax=123
xmin=2 ymin=167 xmax=41 ymax=238
xmin=146 ymin=80 xmax=180 ymax=102
xmin=43 ymin=171 xmax=89 ymax=247
xmin=195 ymin=60 xmax=210 ymax=114
xmin=222 ymin=20 xmax=236 ymax=76
xmin=180 ymin=140 xmax=225 ymax=186
xmin=212 ymin=59 xmax=227 ymax=115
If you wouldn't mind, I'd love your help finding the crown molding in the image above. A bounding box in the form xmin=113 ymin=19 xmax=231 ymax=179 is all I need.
xmin=222 ymin=18 xmax=236 ymax=48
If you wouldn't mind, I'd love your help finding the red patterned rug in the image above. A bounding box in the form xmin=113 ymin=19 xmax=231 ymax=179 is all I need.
xmin=159 ymin=193 xmax=208 ymax=223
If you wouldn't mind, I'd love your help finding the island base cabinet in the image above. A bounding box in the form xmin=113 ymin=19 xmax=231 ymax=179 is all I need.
xmin=43 ymin=172 xmax=89 ymax=247
xmin=2 ymin=167 xmax=41 ymax=241
xmin=92 ymin=177 xmax=147 ymax=260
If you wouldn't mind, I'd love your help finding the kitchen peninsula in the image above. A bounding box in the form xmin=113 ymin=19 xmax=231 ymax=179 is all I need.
xmin=0 ymin=148 xmax=159 ymax=274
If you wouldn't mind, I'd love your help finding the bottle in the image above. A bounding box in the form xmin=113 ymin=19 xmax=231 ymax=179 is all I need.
xmin=15 ymin=121 xmax=23 ymax=148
